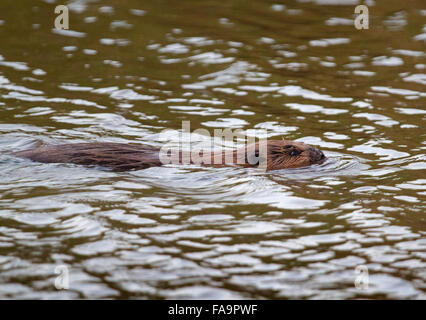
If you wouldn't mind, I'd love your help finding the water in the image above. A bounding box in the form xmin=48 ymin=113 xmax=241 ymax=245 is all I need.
xmin=0 ymin=0 xmax=425 ymax=299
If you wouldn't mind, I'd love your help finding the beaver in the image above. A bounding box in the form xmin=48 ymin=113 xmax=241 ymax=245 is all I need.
xmin=12 ymin=140 xmax=326 ymax=172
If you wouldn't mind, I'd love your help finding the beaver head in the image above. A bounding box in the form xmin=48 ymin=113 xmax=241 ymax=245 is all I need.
xmin=237 ymin=140 xmax=326 ymax=170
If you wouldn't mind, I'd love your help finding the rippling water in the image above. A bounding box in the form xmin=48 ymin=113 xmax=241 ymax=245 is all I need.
xmin=0 ymin=0 xmax=425 ymax=299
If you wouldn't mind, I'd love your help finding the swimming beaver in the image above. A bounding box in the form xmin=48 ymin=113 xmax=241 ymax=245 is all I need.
xmin=13 ymin=140 xmax=326 ymax=172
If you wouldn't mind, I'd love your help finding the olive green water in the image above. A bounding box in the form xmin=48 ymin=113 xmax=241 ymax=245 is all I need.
xmin=0 ymin=0 xmax=425 ymax=299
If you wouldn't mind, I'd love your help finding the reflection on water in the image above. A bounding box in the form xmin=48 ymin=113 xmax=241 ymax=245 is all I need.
xmin=0 ymin=0 xmax=425 ymax=299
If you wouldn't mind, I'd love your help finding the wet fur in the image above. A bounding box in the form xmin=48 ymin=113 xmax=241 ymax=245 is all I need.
xmin=13 ymin=140 xmax=325 ymax=172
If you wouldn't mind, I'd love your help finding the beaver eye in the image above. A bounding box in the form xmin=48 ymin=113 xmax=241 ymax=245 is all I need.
xmin=284 ymin=145 xmax=293 ymax=149
xmin=290 ymin=150 xmax=300 ymax=156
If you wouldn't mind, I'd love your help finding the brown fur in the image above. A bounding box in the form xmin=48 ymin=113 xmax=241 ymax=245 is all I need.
xmin=12 ymin=140 xmax=326 ymax=172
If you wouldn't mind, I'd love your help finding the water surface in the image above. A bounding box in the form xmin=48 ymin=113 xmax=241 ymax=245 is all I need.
xmin=0 ymin=0 xmax=425 ymax=299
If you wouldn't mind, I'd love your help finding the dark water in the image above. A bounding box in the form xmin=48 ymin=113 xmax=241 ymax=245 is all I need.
xmin=0 ymin=0 xmax=425 ymax=299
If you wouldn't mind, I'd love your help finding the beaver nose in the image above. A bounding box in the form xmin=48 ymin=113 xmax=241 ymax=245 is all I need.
xmin=309 ymin=147 xmax=326 ymax=163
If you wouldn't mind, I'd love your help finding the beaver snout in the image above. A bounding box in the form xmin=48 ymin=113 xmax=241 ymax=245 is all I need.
xmin=309 ymin=147 xmax=326 ymax=164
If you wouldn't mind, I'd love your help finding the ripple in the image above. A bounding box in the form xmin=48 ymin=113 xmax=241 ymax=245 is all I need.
xmin=371 ymin=86 xmax=425 ymax=98
xmin=51 ymin=29 xmax=86 ymax=38
xmin=309 ymin=38 xmax=350 ymax=47
xmin=348 ymin=143 xmax=410 ymax=160
xmin=372 ymin=56 xmax=404 ymax=66
xmin=240 ymin=85 xmax=352 ymax=102
xmin=285 ymin=103 xmax=348 ymax=115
